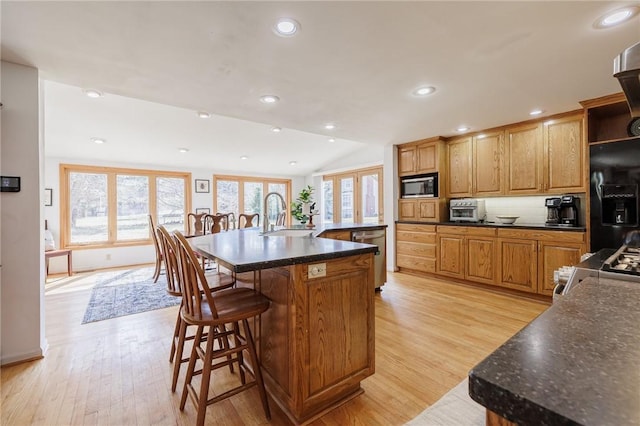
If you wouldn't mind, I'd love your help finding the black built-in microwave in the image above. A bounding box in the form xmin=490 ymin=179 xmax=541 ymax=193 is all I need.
xmin=400 ymin=173 xmax=438 ymax=198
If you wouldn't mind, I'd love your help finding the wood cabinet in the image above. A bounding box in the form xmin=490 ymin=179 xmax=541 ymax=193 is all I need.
xmin=398 ymin=137 xmax=444 ymax=177
xmin=505 ymin=122 xmax=544 ymax=194
xmin=436 ymin=226 xmax=497 ymax=284
xmin=497 ymin=228 xmax=586 ymax=295
xmin=319 ymin=229 xmax=352 ymax=241
xmin=398 ymin=198 xmax=446 ymax=222
xmin=473 ymin=131 xmax=504 ymax=195
xmin=396 ymin=223 xmax=437 ymax=273
xmin=580 ymin=92 xmax=630 ymax=144
xmin=543 ymin=114 xmax=584 ymax=193
xmin=446 ymin=137 xmax=472 ymax=197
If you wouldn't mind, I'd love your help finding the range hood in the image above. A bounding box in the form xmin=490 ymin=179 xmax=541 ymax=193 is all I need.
xmin=614 ymin=41 xmax=640 ymax=118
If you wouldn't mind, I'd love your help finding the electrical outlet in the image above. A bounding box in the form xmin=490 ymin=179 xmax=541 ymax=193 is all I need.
xmin=308 ymin=263 xmax=326 ymax=278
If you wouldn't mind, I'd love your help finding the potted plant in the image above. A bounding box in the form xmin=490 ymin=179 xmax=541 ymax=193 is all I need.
xmin=291 ymin=185 xmax=314 ymax=224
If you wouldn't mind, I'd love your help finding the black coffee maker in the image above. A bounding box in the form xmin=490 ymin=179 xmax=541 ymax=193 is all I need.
xmin=559 ymin=195 xmax=580 ymax=226
xmin=545 ymin=197 xmax=562 ymax=225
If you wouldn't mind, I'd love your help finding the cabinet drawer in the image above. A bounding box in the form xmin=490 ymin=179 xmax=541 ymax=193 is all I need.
xmin=397 ymin=223 xmax=436 ymax=233
xmin=397 ymin=254 xmax=436 ymax=273
xmin=397 ymin=241 xmax=436 ymax=258
xmin=437 ymin=226 xmax=496 ymax=237
xmin=396 ymin=230 xmax=436 ymax=244
xmin=497 ymin=228 xmax=584 ymax=243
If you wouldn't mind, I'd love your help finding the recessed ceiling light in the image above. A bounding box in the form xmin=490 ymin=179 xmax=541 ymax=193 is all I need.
xmin=91 ymin=137 xmax=106 ymax=144
xmin=274 ymin=18 xmax=300 ymax=37
xmin=197 ymin=111 xmax=211 ymax=118
xmin=529 ymin=109 xmax=544 ymax=116
xmin=324 ymin=123 xmax=336 ymax=130
xmin=240 ymin=155 xmax=248 ymax=160
xmin=595 ymin=6 xmax=639 ymax=28
xmin=178 ymin=148 xmax=189 ymax=153
xmin=260 ymin=95 xmax=280 ymax=104
xmin=456 ymin=126 xmax=470 ymax=132
xmin=412 ymin=86 xmax=436 ymax=97
xmin=289 ymin=161 xmax=297 ymax=166
xmin=83 ymin=89 xmax=103 ymax=98
xmin=328 ymin=138 xmax=336 ymax=143
xmin=271 ymin=126 xmax=282 ymax=133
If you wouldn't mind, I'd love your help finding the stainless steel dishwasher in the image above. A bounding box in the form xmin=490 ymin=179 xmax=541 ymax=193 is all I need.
xmin=352 ymin=229 xmax=386 ymax=290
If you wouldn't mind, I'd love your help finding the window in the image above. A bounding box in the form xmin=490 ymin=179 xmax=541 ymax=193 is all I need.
xmin=213 ymin=175 xmax=291 ymax=227
xmin=61 ymin=164 xmax=190 ymax=248
xmin=322 ymin=166 xmax=383 ymax=224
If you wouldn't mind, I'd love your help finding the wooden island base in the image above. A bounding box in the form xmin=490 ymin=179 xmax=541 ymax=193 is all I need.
xmin=240 ymin=253 xmax=375 ymax=425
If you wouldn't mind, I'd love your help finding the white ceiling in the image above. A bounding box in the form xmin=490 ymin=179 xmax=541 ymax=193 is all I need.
xmin=2 ymin=1 xmax=640 ymax=176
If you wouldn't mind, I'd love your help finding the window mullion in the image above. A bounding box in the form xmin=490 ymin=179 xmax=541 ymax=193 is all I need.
xmin=108 ymin=173 xmax=117 ymax=243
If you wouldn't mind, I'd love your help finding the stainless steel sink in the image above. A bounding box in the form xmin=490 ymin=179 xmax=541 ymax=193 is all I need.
xmin=262 ymin=229 xmax=313 ymax=237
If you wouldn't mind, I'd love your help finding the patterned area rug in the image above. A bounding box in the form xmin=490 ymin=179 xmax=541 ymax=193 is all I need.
xmin=82 ymin=267 xmax=180 ymax=324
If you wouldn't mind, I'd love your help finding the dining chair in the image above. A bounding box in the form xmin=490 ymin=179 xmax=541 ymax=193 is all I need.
xmin=148 ymin=215 xmax=163 ymax=282
xmin=276 ymin=211 xmax=286 ymax=226
xmin=238 ymin=213 xmax=260 ymax=228
xmin=187 ymin=212 xmax=208 ymax=236
xmin=156 ymin=225 xmax=236 ymax=392
xmin=173 ymin=231 xmax=271 ymax=425
xmin=216 ymin=212 xmax=236 ymax=231
xmin=203 ymin=214 xmax=227 ymax=234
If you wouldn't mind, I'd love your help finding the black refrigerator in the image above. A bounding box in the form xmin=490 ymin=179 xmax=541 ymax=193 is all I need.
xmin=590 ymin=138 xmax=640 ymax=250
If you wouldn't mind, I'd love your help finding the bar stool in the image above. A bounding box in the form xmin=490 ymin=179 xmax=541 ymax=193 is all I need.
xmin=173 ymin=231 xmax=271 ymax=425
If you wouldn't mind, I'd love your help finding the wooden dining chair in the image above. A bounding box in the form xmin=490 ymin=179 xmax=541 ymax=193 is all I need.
xmin=216 ymin=212 xmax=236 ymax=231
xmin=204 ymin=214 xmax=226 ymax=234
xmin=148 ymin=215 xmax=163 ymax=282
xmin=173 ymin=231 xmax=271 ymax=425
xmin=276 ymin=211 xmax=286 ymax=226
xmin=187 ymin=212 xmax=208 ymax=236
xmin=156 ymin=226 xmax=235 ymax=392
xmin=238 ymin=213 xmax=260 ymax=228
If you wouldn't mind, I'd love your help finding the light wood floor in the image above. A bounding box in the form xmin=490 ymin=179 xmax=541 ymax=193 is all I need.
xmin=1 ymin=269 xmax=548 ymax=425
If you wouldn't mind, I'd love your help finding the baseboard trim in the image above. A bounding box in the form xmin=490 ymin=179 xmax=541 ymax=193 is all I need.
xmin=1 ymin=348 xmax=45 ymax=367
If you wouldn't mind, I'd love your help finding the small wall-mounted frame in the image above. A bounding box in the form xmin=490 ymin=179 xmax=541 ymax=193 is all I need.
xmin=195 ymin=207 xmax=210 ymax=215
xmin=195 ymin=179 xmax=210 ymax=193
xmin=44 ymin=188 xmax=53 ymax=206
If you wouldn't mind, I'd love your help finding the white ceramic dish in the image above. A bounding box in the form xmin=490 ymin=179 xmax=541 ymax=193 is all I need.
xmin=496 ymin=215 xmax=519 ymax=224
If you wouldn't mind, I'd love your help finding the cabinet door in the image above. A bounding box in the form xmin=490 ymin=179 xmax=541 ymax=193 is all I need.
xmin=538 ymin=242 xmax=584 ymax=296
xmin=398 ymin=146 xmax=416 ymax=176
xmin=544 ymin=115 xmax=584 ymax=193
xmin=497 ymin=238 xmax=537 ymax=293
xmin=446 ymin=137 xmax=472 ymax=197
xmin=416 ymin=142 xmax=437 ymax=174
xmin=437 ymin=234 xmax=465 ymax=279
xmin=321 ymin=230 xmax=352 ymax=241
xmin=466 ymin=237 xmax=497 ymax=284
xmin=418 ymin=199 xmax=437 ymax=221
xmin=505 ymin=123 xmax=543 ymax=194
xmin=398 ymin=199 xmax=417 ymax=221
xmin=473 ymin=131 xmax=503 ymax=196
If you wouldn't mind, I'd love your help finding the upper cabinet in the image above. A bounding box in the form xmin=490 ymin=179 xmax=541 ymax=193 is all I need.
xmin=473 ymin=130 xmax=504 ymax=196
xmin=543 ymin=114 xmax=584 ymax=193
xmin=505 ymin=122 xmax=544 ymax=194
xmin=446 ymin=137 xmax=472 ymax=197
xmin=398 ymin=137 xmax=445 ymax=177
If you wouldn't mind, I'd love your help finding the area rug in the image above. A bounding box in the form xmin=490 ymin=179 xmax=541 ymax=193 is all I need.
xmin=82 ymin=267 xmax=180 ymax=324
xmin=404 ymin=378 xmax=484 ymax=425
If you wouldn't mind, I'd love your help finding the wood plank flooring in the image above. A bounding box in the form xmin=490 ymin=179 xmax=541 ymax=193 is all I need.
xmin=1 ymin=269 xmax=548 ymax=425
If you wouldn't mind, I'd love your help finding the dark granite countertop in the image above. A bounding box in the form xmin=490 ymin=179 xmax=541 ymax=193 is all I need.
xmin=469 ymin=277 xmax=640 ymax=426
xmin=397 ymin=220 xmax=586 ymax=232
xmin=189 ymin=226 xmax=378 ymax=273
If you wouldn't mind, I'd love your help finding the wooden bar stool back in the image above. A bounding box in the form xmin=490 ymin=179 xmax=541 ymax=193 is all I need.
xmin=157 ymin=226 xmax=236 ymax=392
xmin=238 ymin=213 xmax=260 ymax=228
xmin=173 ymin=232 xmax=271 ymax=425
xmin=148 ymin=215 xmax=163 ymax=283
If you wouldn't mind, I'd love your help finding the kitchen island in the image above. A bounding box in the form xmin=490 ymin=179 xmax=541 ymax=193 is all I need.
xmin=189 ymin=227 xmax=378 ymax=425
xmin=468 ymin=276 xmax=640 ymax=426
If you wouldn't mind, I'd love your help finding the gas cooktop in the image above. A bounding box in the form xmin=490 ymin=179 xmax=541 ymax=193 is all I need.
xmin=602 ymin=245 xmax=640 ymax=276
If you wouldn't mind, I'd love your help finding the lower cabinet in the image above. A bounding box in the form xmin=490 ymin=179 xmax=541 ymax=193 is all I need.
xmin=437 ymin=226 xmax=497 ymax=285
xmin=497 ymin=238 xmax=538 ymax=293
xmin=537 ymin=241 xmax=584 ymax=295
xmin=398 ymin=198 xmax=447 ymax=222
xmin=319 ymin=229 xmax=352 ymax=241
xmin=396 ymin=223 xmax=437 ymax=273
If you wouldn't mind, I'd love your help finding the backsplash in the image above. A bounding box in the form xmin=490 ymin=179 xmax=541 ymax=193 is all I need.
xmin=479 ymin=196 xmax=567 ymax=225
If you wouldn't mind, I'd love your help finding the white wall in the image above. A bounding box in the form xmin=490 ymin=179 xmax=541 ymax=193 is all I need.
xmin=44 ymin=156 xmax=306 ymax=272
xmin=1 ymin=61 xmax=46 ymax=365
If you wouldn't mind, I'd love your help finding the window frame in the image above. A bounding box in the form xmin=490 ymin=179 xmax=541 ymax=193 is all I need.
xmin=212 ymin=174 xmax=292 ymax=226
xmin=59 ymin=164 xmax=191 ymax=249
xmin=322 ymin=166 xmax=383 ymax=224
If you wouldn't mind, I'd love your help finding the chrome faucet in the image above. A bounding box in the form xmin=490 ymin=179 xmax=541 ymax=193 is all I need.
xmin=263 ymin=192 xmax=287 ymax=233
